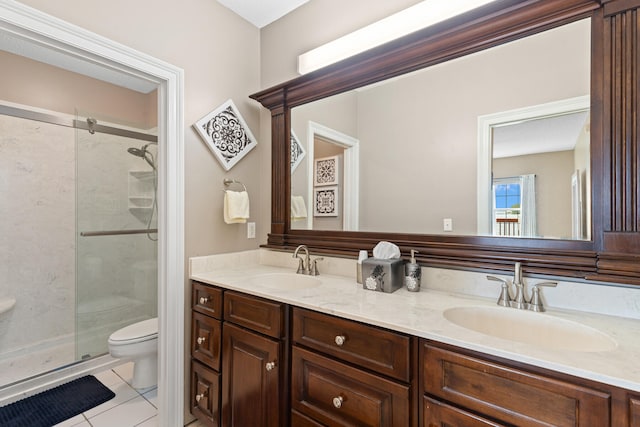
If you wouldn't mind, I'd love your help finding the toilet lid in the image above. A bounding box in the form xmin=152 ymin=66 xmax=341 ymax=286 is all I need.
xmin=109 ymin=318 xmax=158 ymax=343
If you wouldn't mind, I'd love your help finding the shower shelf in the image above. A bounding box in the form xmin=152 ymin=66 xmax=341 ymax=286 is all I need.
xmin=128 ymin=170 xmax=155 ymax=212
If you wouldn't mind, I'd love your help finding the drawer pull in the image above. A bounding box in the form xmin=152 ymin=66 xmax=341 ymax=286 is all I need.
xmin=197 ymin=336 xmax=206 ymax=345
xmin=334 ymin=335 xmax=346 ymax=346
xmin=195 ymin=390 xmax=208 ymax=403
xmin=265 ymin=361 xmax=276 ymax=371
xmin=199 ymin=296 xmax=209 ymax=304
xmin=332 ymin=395 xmax=344 ymax=409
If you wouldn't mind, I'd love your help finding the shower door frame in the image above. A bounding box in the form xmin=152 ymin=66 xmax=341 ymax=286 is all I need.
xmin=0 ymin=2 xmax=185 ymax=426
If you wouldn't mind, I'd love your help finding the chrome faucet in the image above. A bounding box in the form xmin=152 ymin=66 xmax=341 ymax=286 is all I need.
xmin=293 ymin=245 xmax=323 ymax=276
xmin=487 ymin=262 xmax=557 ymax=312
xmin=511 ymin=262 xmax=527 ymax=309
xmin=528 ymin=282 xmax=558 ymax=312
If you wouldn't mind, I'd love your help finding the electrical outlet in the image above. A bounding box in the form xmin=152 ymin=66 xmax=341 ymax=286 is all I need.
xmin=247 ymin=222 xmax=256 ymax=239
xmin=443 ymin=218 xmax=453 ymax=232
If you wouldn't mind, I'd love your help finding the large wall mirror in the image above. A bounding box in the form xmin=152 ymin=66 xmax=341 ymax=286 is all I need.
xmin=291 ymin=18 xmax=591 ymax=240
xmin=251 ymin=0 xmax=636 ymax=281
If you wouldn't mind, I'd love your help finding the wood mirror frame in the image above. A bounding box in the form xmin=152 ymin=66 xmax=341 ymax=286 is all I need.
xmin=251 ymin=0 xmax=640 ymax=286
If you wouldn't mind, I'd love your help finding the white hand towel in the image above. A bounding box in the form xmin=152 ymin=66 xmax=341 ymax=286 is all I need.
xmin=224 ymin=190 xmax=250 ymax=224
xmin=291 ymin=196 xmax=307 ymax=220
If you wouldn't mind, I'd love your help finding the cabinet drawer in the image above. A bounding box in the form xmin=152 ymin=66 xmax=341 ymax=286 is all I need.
xmin=291 ymin=409 xmax=326 ymax=427
xmin=191 ymin=360 xmax=220 ymax=427
xmin=193 ymin=282 xmax=223 ymax=319
xmin=422 ymin=341 xmax=611 ymax=427
xmin=224 ymin=291 xmax=284 ymax=338
xmin=423 ymin=396 xmax=505 ymax=427
xmin=192 ymin=312 xmax=222 ymax=370
xmin=292 ymin=346 xmax=410 ymax=427
xmin=292 ymin=307 xmax=410 ymax=381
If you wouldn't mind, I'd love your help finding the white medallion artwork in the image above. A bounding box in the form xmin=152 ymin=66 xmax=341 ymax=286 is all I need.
xmin=314 ymin=155 xmax=339 ymax=186
xmin=193 ymin=99 xmax=257 ymax=171
xmin=314 ymin=185 xmax=339 ymax=217
xmin=290 ymin=130 xmax=305 ymax=172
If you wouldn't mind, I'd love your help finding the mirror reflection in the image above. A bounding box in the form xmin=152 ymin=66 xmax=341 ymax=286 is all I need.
xmin=290 ymin=18 xmax=591 ymax=240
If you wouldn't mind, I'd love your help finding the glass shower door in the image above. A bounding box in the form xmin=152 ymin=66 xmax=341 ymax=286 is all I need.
xmin=75 ymin=117 xmax=158 ymax=360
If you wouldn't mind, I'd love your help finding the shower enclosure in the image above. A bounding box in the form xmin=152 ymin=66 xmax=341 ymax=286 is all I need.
xmin=0 ymin=105 xmax=158 ymax=388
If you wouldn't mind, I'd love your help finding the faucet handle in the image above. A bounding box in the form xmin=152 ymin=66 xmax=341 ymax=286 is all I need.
xmin=311 ymin=257 xmax=323 ymax=276
xmin=295 ymin=256 xmax=305 ymax=274
xmin=528 ymin=282 xmax=557 ymax=312
xmin=486 ymin=275 xmax=511 ymax=307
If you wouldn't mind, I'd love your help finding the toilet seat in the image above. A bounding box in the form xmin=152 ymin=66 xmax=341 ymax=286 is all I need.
xmin=108 ymin=318 xmax=158 ymax=345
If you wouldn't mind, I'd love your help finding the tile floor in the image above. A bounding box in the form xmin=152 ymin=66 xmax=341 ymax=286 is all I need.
xmin=53 ymin=362 xmax=158 ymax=427
xmin=8 ymin=361 xmax=208 ymax=427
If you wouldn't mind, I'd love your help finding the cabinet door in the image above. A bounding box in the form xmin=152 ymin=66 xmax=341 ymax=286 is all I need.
xmin=422 ymin=342 xmax=611 ymax=426
xmin=192 ymin=312 xmax=222 ymax=370
xmin=192 ymin=360 xmax=220 ymax=427
xmin=292 ymin=346 xmax=410 ymax=427
xmin=221 ymin=322 xmax=281 ymax=427
xmin=423 ymin=396 xmax=505 ymax=427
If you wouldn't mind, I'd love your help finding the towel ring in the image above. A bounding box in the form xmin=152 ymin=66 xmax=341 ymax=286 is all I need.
xmin=223 ymin=178 xmax=247 ymax=192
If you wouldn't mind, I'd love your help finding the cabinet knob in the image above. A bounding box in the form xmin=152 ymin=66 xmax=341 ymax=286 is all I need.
xmin=197 ymin=336 xmax=206 ymax=345
xmin=265 ymin=361 xmax=276 ymax=371
xmin=334 ymin=335 xmax=346 ymax=346
xmin=332 ymin=395 xmax=344 ymax=409
xmin=195 ymin=390 xmax=207 ymax=403
xmin=199 ymin=296 xmax=209 ymax=304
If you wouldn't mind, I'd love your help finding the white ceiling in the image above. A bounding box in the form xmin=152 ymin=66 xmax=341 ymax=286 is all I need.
xmin=493 ymin=111 xmax=590 ymax=159
xmin=216 ymin=0 xmax=310 ymax=28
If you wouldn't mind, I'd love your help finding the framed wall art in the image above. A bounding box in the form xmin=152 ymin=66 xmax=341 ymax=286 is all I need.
xmin=290 ymin=130 xmax=305 ymax=172
xmin=314 ymin=185 xmax=339 ymax=217
xmin=193 ymin=99 xmax=257 ymax=171
xmin=314 ymin=155 xmax=339 ymax=186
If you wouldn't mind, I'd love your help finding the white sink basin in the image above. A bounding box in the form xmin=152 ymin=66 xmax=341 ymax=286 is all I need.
xmin=246 ymin=273 xmax=321 ymax=290
xmin=443 ymin=306 xmax=617 ymax=352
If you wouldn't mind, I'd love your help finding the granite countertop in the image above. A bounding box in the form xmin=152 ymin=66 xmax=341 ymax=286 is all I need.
xmin=191 ymin=262 xmax=640 ymax=392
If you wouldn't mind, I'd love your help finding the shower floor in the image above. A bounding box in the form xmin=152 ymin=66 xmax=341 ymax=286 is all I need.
xmin=0 ymin=336 xmax=76 ymax=388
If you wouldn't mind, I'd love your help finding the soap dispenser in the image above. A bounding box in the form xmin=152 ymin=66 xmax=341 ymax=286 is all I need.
xmin=405 ymin=250 xmax=421 ymax=292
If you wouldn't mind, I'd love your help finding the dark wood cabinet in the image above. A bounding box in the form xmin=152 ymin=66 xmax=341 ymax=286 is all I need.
xmin=221 ymin=322 xmax=282 ymax=427
xmin=423 ymin=396 xmax=505 ymax=427
xmin=191 ymin=360 xmax=220 ymax=426
xmin=191 ymin=283 xmax=288 ymax=427
xmin=291 ymin=346 xmax=410 ymax=426
xmin=190 ymin=281 xmax=223 ymax=426
xmin=292 ymin=307 xmax=410 ymax=382
xmin=191 ymin=280 xmax=639 ymax=427
xmin=630 ymin=395 xmax=640 ymax=427
xmin=421 ymin=341 xmax=611 ymax=426
xmin=291 ymin=308 xmax=414 ymax=426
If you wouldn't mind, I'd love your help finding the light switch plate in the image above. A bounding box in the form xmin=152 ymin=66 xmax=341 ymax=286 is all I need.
xmin=443 ymin=218 xmax=453 ymax=232
xmin=247 ymin=222 xmax=256 ymax=238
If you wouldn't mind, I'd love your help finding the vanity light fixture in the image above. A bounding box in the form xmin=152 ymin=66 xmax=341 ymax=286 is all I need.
xmin=298 ymin=0 xmax=498 ymax=75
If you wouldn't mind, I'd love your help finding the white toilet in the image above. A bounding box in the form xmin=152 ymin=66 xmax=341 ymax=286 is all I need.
xmin=108 ymin=317 xmax=158 ymax=389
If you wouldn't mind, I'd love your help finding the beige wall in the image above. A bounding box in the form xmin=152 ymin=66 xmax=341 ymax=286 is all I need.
xmin=12 ymin=0 xmax=262 ymax=423
xmin=1 ymin=51 xmax=157 ymax=128
xmin=493 ymin=150 xmax=574 ymax=239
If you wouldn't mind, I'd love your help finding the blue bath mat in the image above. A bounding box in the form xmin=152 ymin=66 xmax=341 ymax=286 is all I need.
xmin=0 ymin=375 xmax=115 ymax=427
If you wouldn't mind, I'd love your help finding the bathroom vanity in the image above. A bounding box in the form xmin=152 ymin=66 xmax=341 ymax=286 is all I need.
xmin=189 ymin=255 xmax=640 ymax=427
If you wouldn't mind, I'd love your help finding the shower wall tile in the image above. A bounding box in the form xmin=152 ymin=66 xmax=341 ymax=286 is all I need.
xmin=0 ymin=115 xmax=76 ymax=358
xmin=0 ymin=112 xmax=158 ymax=385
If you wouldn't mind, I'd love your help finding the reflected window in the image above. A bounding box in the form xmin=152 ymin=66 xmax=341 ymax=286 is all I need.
xmin=492 ymin=174 xmax=537 ymax=237
xmin=493 ymin=179 xmax=521 ymax=236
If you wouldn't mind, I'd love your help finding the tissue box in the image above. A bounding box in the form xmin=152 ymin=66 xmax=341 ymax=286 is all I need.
xmin=362 ymin=258 xmax=405 ymax=293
